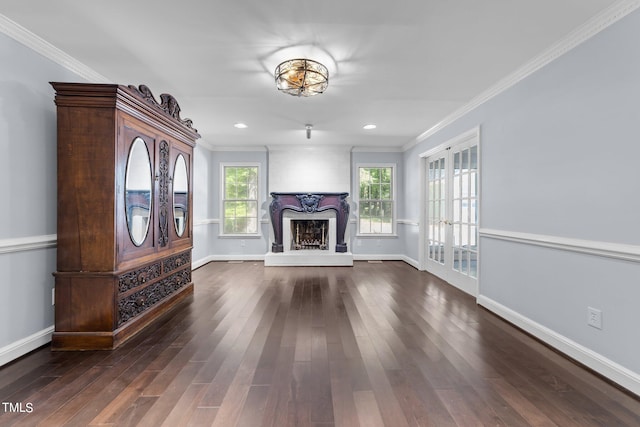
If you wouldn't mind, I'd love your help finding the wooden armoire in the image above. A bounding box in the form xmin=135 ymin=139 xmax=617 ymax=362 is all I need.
xmin=51 ymin=82 xmax=200 ymax=350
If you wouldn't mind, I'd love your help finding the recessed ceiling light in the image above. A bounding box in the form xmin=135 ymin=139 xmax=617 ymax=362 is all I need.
xmin=234 ymin=123 xmax=248 ymax=129
xmin=363 ymin=124 xmax=377 ymax=130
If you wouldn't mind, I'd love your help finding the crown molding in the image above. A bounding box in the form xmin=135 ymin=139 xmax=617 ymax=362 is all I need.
xmin=194 ymin=138 xmax=219 ymax=152
xmin=206 ymin=145 xmax=268 ymax=152
xmin=266 ymin=144 xmax=353 ymax=152
xmin=0 ymin=14 xmax=110 ymax=83
xmin=351 ymin=146 xmax=403 ymax=153
xmin=403 ymin=0 xmax=640 ymax=152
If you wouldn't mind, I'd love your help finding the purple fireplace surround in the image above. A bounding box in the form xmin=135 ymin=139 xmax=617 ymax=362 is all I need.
xmin=269 ymin=192 xmax=349 ymax=253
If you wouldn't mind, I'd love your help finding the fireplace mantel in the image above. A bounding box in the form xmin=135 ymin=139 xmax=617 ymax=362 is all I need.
xmin=269 ymin=192 xmax=349 ymax=253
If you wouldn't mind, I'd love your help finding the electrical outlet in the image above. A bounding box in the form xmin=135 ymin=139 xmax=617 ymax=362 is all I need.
xmin=587 ymin=307 xmax=602 ymax=330
xmin=52 ymin=288 xmax=55 ymax=306
xmin=240 ymin=240 xmax=246 ymax=247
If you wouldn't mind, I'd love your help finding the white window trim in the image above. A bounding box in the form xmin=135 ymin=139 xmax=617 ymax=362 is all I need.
xmin=355 ymin=163 xmax=397 ymax=237
xmin=219 ymin=162 xmax=262 ymax=237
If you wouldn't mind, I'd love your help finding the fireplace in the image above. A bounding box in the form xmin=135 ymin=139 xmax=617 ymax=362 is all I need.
xmin=268 ymin=192 xmax=349 ymax=253
xmin=265 ymin=192 xmax=353 ymax=266
xmin=291 ymin=220 xmax=329 ymax=250
xmin=282 ymin=209 xmax=336 ymax=255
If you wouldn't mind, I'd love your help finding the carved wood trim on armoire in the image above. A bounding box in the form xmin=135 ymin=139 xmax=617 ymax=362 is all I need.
xmin=51 ymin=82 xmax=200 ymax=350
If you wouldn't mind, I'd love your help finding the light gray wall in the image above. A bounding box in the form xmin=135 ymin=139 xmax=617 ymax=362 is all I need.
xmin=192 ymin=144 xmax=214 ymax=265
xmin=403 ymin=9 xmax=640 ymax=390
xmin=0 ymin=32 xmax=87 ymax=364
xmin=199 ymin=148 xmax=409 ymax=260
xmin=197 ymin=150 xmax=270 ymax=261
xmin=269 ymin=146 xmax=351 ymax=193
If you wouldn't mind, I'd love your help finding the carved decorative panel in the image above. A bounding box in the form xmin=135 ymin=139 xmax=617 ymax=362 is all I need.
xmin=118 ymin=263 xmax=162 ymax=293
xmin=158 ymin=140 xmax=170 ymax=247
xmin=118 ymin=267 xmax=191 ymax=326
xmin=296 ymin=194 xmax=324 ymax=212
xmin=127 ymin=84 xmax=197 ymax=131
xmin=163 ymin=251 xmax=191 ymax=273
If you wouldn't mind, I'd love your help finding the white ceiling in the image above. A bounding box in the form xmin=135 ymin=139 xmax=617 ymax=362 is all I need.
xmin=0 ymin=0 xmax=619 ymax=149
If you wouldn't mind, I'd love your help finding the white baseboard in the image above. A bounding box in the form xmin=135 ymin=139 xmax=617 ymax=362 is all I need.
xmin=354 ymin=253 xmax=400 ymax=262
xmin=400 ymin=255 xmax=420 ymax=270
xmin=0 ymin=326 xmax=53 ymax=367
xmin=192 ymin=255 xmax=215 ymax=270
xmin=353 ymin=253 xmax=420 ymax=269
xmin=192 ymin=254 xmax=265 ymax=270
xmin=478 ymin=295 xmax=640 ymax=397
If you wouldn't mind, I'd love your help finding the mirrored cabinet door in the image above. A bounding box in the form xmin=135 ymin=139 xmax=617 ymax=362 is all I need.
xmin=119 ymin=127 xmax=157 ymax=258
xmin=125 ymin=137 xmax=153 ymax=246
xmin=173 ymin=153 xmax=188 ymax=238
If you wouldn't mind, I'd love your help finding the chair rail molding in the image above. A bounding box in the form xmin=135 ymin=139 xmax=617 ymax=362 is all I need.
xmin=479 ymin=228 xmax=640 ymax=263
xmin=193 ymin=218 xmax=219 ymax=227
xmin=0 ymin=234 xmax=57 ymax=254
xmin=397 ymin=219 xmax=419 ymax=227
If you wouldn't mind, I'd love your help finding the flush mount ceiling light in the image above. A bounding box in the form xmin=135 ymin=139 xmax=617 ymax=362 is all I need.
xmin=275 ymin=58 xmax=329 ymax=97
xmin=363 ymin=124 xmax=377 ymax=130
xmin=234 ymin=122 xmax=248 ymax=129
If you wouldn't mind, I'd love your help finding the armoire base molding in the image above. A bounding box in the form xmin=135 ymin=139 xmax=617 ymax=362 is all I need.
xmin=52 ymin=283 xmax=193 ymax=351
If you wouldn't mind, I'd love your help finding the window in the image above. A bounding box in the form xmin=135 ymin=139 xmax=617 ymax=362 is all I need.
xmin=358 ymin=165 xmax=395 ymax=234
xmin=222 ymin=164 xmax=259 ymax=235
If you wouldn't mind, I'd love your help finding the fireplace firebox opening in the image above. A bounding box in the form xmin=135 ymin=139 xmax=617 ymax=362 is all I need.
xmin=291 ymin=220 xmax=329 ymax=250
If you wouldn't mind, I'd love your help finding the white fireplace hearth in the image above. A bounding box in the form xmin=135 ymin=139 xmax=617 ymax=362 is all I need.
xmin=264 ymin=250 xmax=353 ymax=266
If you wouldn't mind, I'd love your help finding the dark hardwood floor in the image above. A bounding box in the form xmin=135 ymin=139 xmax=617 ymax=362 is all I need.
xmin=1 ymin=261 xmax=639 ymax=426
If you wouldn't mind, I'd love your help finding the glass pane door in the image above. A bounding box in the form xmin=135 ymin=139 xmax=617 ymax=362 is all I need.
xmin=427 ymin=155 xmax=447 ymax=265
xmin=423 ymin=137 xmax=479 ymax=296
xmin=451 ymin=145 xmax=478 ymax=279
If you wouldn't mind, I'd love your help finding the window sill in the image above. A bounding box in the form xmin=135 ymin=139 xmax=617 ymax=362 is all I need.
xmin=218 ymin=234 xmax=263 ymax=239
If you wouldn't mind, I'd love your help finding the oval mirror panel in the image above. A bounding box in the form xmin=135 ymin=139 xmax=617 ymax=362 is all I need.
xmin=125 ymin=137 xmax=153 ymax=246
xmin=173 ymin=154 xmax=188 ymax=237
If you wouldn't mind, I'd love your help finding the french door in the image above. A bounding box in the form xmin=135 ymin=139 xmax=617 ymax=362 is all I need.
xmin=422 ymin=132 xmax=479 ymax=296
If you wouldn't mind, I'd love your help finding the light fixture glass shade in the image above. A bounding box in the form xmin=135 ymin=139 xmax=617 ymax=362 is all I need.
xmin=275 ymin=59 xmax=329 ymax=97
